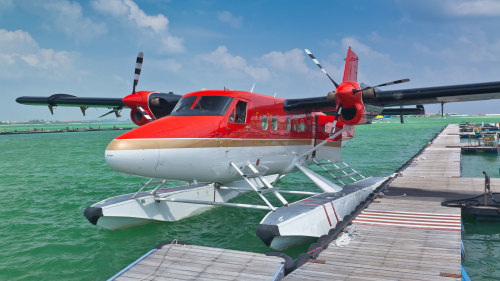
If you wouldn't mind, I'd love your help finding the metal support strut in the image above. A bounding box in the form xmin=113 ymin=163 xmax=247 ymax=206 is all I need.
xmin=230 ymin=162 xmax=290 ymax=210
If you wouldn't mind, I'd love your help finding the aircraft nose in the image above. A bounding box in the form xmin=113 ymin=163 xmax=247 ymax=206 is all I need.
xmin=105 ymin=138 xmax=159 ymax=178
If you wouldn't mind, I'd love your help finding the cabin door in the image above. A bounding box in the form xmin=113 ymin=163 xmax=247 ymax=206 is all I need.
xmin=313 ymin=115 xmax=342 ymax=162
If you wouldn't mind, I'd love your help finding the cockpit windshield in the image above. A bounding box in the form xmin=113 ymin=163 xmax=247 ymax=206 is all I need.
xmin=170 ymin=96 xmax=234 ymax=116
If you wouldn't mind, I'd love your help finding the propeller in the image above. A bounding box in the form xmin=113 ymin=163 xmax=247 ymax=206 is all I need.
xmin=132 ymin=52 xmax=144 ymax=95
xmin=353 ymin=78 xmax=410 ymax=98
xmin=305 ymin=48 xmax=343 ymax=132
xmin=304 ymin=49 xmax=342 ymax=118
xmin=99 ymin=52 xmax=143 ymax=119
xmin=305 ymin=49 xmax=339 ymax=88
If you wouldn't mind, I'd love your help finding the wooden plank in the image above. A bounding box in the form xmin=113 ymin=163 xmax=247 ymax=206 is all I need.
xmin=293 ymin=262 xmax=459 ymax=281
xmin=115 ymin=244 xmax=284 ymax=281
xmin=285 ymin=124 xmax=464 ymax=281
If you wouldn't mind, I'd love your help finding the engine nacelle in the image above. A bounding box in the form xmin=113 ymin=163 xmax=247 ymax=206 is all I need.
xmin=334 ymin=82 xmax=367 ymax=126
xmin=122 ymin=91 xmax=181 ymax=126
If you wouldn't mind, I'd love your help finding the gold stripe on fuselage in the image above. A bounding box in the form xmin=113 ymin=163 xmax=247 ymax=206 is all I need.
xmin=106 ymin=138 xmax=341 ymax=150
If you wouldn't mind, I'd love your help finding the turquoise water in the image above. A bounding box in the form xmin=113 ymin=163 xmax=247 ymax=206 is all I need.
xmin=0 ymin=121 xmax=133 ymax=133
xmin=1 ymin=117 xmax=499 ymax=280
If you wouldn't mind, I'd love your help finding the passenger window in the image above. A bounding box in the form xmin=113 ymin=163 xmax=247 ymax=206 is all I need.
xmin=293 ymin=120 xmax=297 ymax=131
xmin=261 ymin=115 xmax=269 ymax=130
xmin=234 ymin=101 xmax=247 ymax=123
xmin=299 ymin=120 xmax=305 ymax=132
xmin=286 ymin=118 xmax=291 ymax=131
xmin=271 ymin=116 xmax=278 ymax=130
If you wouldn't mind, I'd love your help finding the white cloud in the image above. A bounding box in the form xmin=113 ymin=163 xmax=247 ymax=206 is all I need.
xmin=92 ymin=0 xmax=184 ymax=53
xmin=340 ymin=37 xmax=389 ymax=61
xmin=397 ymin=0 xmax=500 ymax=21
xmin=94 ymin=0 xmax=167 ymax=33
xmin=0 ymin=29 xmax=76 ymax=78
xmin=201 ymin=46 xmax=270 ymax=80
xmin=261 ymin=48 xmax=309 ymax=74
xmin=449 ymin=0 xmax=500 ymax=17
xmin=43 ymin=0 xmax=107 ymax=40
xmin=217 ymin=11 xmax=242 ymax=28
xmin=151 ymin=58 xmax=182 ymax=73
xmin=409 ymin=31 xmax=500 ymax=85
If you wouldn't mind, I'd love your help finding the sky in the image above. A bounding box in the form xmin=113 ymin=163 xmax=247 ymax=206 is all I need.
xmin=1 ymin=0 xmax=500 ymax=121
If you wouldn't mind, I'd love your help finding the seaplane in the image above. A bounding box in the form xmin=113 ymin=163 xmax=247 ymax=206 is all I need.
xmin=16 ymin=48 xmax=500 ymax=250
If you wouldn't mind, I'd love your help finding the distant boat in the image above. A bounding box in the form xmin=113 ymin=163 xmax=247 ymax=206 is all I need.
xmin=374 ymin=115 xmax=392 ymax=121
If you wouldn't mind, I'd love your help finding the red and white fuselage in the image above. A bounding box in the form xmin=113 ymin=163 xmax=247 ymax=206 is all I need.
xmin=105 ymin=90 xmax=343 ymax=183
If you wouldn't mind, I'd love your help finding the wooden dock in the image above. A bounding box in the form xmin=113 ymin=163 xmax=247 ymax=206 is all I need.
xmin=110 ymin=124 xmax=498 ymax=280
xmin=285 ymin=124 xmax=499 ymax=280
xmin=110 ymin=243 xmax=286 ymax=281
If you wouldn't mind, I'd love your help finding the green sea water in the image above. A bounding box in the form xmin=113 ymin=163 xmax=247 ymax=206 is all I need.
xmin=1 ymin=116 xmax=499 ymax=280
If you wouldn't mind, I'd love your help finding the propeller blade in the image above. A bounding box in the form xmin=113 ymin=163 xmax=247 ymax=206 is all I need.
xmin=372 ymin=78 xmax=410 ymax=88
xmin=328 ymin=103 xmax=342 ymax=137
xmin=132 ymin=51 xmax=144 ymax=94
xmin=354 ymin=78 xmax=410 ymax=97
xmin=305 ymin=49 xmax=339 ymax=88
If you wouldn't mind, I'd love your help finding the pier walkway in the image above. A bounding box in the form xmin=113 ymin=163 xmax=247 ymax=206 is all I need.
xmin=110 ymin=243 xmax=286 ymax=281
xmin=111 ymin=124 xmax=498 ymax=280
xmin=284 ymin=124 xmax=498 ymax=280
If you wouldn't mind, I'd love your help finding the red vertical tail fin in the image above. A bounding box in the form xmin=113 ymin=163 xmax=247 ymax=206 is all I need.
xmin=342 ymin=47 xmax=358 ymax=82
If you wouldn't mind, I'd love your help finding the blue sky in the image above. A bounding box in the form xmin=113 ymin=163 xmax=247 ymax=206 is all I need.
xmin=1 ymin=0 xmax=500 ymax=121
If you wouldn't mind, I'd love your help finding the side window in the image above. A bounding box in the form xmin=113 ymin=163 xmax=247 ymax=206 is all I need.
xmin=286 ymin=117 xmax=291 ymax=131
xmin=299 ymin=119 xmax=305 ymax=132
xmin=293 ymin=119 xmax=297 ymax=131
xmin=228 ymin=110 xmax=235 ymax=122
xmin=271 ymin=116 xmax=278 ymax=130
xmin=235 ymin=101 xmax=247 ymax=123
xmin=261 ymin=115 xmax=269 ymax=130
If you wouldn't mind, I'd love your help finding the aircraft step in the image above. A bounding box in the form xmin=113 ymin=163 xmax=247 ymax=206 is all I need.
xmin=313 ymin=159 xmax=365 ymax=186
xmin=325 ymin=166 xmax=351 ymax=173
xmin=335 ymin=171 xmax=359 ymax=179
xmin=230 ymin=161 xmax=289 ymax=208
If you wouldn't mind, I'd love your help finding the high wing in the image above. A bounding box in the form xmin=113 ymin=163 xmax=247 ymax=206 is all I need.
xmin=16 ymin=94 xmax=124 ymax=108
xmin=370 ymin=81 xmax=500 ymax=107
xmin=291 ymin=48 xmax=500 ymax=121
xmin=15 ymin=52 xmax=182 ymax=125
xmin=284 ymin=81 xmax=500 ymax=115
xmin=16 ymin=93 xmax=124 ymax=117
